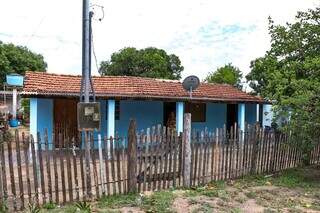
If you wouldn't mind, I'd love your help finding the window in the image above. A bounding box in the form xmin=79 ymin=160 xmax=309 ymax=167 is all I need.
xmin=185 ymin=102 xmax=206 ymax=122
xmin=106 ymin=100 xmax=120 ymax=120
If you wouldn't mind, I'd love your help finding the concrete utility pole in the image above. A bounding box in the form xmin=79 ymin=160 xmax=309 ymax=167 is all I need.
xmin=82 ymin=0 xmax=90 ymax=103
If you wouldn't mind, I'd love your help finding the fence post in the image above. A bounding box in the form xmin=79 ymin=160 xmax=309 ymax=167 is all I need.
xmin=127 ymin=119 xmax=137 ymax=193
xmin=183 ymin=113 xmax=191 ymax=187
xmin=250 ymin=125 xmax=259 ymax=175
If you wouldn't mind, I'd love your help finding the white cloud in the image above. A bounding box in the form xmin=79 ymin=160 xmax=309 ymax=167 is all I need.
xmin=0 ymin=0 xmax=318 ymax=79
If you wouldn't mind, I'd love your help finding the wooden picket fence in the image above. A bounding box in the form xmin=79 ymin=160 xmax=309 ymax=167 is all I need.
xmin=0 ymin=120 xmax=319 ymax=211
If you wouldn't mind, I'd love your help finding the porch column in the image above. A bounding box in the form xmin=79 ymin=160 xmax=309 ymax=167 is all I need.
xmin=30 ymin=98 xmax=38 ymax=142
xmin=176 ymin=102 xmax=184 ymax=133
xmin=238 ymin=103 xmax=245 ymax=132
xmin=107 ymin=99 xmax=115 ymax=138
xmin=256 ymin=104 xmax=260 ymax=123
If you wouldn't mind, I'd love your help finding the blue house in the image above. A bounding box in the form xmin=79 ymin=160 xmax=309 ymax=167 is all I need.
xmin=23 ymin=72 xmax=271 ymax=147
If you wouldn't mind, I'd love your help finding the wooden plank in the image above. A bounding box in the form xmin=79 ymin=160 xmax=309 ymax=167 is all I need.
xmin=193 ymin=133 xmax=199 ymax=185
xmin=142 ymin=134 xmax=147 ymax=192
xmin=104 ymin=136 xmax=110 ymax=196
xmin=172 ymin=131 xmax=178 ymax=188
xmin=15 ymin=130 xmax=24 ymax=210
xmin=52 ymin=134 xmax=59 ymax=204
xmin=157 ymin=128 xmax=164 ymax=190
xmin=166 ymin=128 xmax=172 ymax=188
xmin=183 ymin=113 xmax=192 ymax=187
xmin=110 ymin=137 xmax=116 ymax=195
xmin=228 ymin=127 xmax=233 ymax=179
xmin=37 ymin=133 xmax=46 ymax=204
xmin=31 ymin=135 xmax=39 ymax=206
xmin=22 ymin=134 xmax=31 ymax=204
xmin=190 ymin=134 xmax=195 ymax=186
xmin=202 ymin=131 xmax=208 ymax=184
xmin=66 ymin=138 xmax=73 ymax=202
xmin=153 ymin=127 xmax=158 ymax=190
xmin=116 ymin=137 xmax=122 ymax=194
xmin=128 ymin=120 xmax=137 ymax=192
xmin=90 ymin=134 xmax=99 ymax=198
xmin=72 ymin=138 xmax=80 ymax=201
xmin=121 ymin=137 xmax=127 ymax=193
xmin=163 ymin=128 xmax=169 ymax=189
xmin=235 ymin=126 xmax=240 ymax=178
xmin=44 ymin=131 xmax=53 ymax=203
xmin=146 ymin=128 xmax=153 ymax=190
xmin=58 ymin=134 xmax=66 ymax=204
xmin=8 ymin=131 xmax=17 ymax=210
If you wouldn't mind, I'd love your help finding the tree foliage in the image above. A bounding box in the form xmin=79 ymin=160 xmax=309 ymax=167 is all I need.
xmin=99 ymin=47 xmax=183 ymax=80
xmin=246 ymin=7 xmax=320 ymax=163
xmin=0 ymin=41 xmax=47 ymax=85
xmin=205 ymin=63 xmax=243 ymax=89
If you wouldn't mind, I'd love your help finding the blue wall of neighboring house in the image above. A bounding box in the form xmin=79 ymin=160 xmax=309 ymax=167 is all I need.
xmin=245 ymin=103 xmax=257 ymax=125
xmin=30 ymin=98 xmax=260 ymax=149
xmin=191 ymin=103 xmax=227 ymax=132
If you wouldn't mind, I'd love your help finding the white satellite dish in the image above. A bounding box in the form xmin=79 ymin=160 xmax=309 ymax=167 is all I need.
xmin=182 ymin=75 xmax=200 ymax=98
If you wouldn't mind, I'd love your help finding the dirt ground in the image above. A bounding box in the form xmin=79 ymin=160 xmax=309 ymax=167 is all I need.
xmin=37 ymin=165 xmax=320 ymax=213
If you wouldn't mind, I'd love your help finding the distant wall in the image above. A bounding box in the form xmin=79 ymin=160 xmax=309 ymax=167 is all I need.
xmin=191 ymin=103 xmax=227 ymax=132
xmin=245 ymin=103 xmax=257 ymax=125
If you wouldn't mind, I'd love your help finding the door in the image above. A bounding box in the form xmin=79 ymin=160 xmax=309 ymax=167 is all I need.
xmin=54 ymin=98 xmax=79 ymax=148
xmin=163 ymin=102 xmax=176 ymax=129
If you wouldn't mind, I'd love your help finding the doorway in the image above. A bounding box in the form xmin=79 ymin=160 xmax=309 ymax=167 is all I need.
xmin=53 ymin=98 xmax=79 ymax=148
xmin=163 ymin=102 xmax=176 ymax=129
xmin=226 ymin=104 xmax=238 ymax=133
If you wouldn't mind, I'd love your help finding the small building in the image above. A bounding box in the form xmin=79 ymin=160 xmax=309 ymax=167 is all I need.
xmin=22 ymin=72 xmax=271 ymax=147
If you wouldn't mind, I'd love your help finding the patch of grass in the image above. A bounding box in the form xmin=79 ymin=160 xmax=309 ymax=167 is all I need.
xmin=74 ymin=201 xmax=92 ymax=213
xmin=142 ymin=191 xmax=175 ymax=213
xmin=98 ymin=193 xmax=139 ymax=208
xmin=230 ymin=207 xmax=242 ymax=213
xmin=191 ymin=203 xmax=212 ymax=213
xmin=245 ymin=191 xmax=256 ymax=199
xmin=42 ymin=202 xmax=57 ymax=210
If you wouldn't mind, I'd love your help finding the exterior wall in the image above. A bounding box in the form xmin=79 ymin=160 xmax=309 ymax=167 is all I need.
xmin=191 ymin=103 xmax=227 ymax=132
xmin=116 ymin=100 xmax=163 ymax=136
xmin=30 ymin=98 xmax=53 ymax=148
xmin=245 ymin=104 xmax=257 ymax=125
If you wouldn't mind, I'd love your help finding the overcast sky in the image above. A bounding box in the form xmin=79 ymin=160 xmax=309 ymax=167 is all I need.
xmin=0 ymin=0 xmax=318 ymax=82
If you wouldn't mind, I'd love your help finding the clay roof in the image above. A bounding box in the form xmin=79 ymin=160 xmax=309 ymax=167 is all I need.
xmin=22 ymin=71 xmax=265 ymax=103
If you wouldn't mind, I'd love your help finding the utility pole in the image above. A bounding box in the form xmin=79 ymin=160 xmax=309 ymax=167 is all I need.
xmin=82 ymin=0 xmax=90 ymax=103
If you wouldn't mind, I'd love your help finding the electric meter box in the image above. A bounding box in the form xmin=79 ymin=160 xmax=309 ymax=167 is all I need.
xmin=77 ymin=102 xmax=101 ymax=131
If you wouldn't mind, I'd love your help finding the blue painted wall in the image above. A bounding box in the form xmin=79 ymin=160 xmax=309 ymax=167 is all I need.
xmin=191 ymin=103 xmax=227 ymax=132
xmin=30 ymin=98 xmax=53 ymax=146
xmin=113 ymin=100 xmax=164 ymax=137
xmin=245 ymin=104 xmax=257 ymax=125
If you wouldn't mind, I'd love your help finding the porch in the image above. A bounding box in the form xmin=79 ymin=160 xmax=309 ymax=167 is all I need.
xmin=30 ymin=97 xmax=270 ymax=148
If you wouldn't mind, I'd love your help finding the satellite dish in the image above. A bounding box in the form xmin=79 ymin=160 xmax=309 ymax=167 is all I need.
xmin=182 ymin=75 xmax=200 ymax=98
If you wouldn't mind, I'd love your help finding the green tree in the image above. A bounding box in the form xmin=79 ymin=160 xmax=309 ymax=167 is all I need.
xmin=246 ymin=7 xmax=320 ymax=164
xmin=205 ymin=63 xmax=243 ymax=89
xmin=99 ymin=47 xmax=183 ymax=80
xmin=0 ymin=41 xmax=47 ymax=85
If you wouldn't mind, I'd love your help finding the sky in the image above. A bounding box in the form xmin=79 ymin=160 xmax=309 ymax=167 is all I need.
xmin=0 ymin=0 xmax=318 ymax=85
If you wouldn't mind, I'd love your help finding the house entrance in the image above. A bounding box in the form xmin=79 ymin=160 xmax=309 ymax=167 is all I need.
xmin=227 ymin=104 xmax=238 ymax=133
xmin=163 ymin=102 xmax=176 ymax=129
xmin=53 ymin=98 xmax=79 ymax=148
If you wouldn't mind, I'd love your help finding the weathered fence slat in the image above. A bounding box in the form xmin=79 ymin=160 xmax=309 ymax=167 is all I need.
xmin=15 ymin=130 xmax=24 ymax=210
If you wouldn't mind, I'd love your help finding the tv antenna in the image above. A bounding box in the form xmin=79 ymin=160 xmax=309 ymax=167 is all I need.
xmin=182 ymin=75 xmax=200 ymax=99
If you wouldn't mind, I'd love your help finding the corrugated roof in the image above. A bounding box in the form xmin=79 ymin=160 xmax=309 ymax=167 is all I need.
xmin=22 ymin=71 xmax=265 ymax=103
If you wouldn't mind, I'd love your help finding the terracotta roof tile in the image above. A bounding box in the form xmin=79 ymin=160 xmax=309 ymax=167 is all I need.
xmin=22 ymin=71 xmax=265 ymax=103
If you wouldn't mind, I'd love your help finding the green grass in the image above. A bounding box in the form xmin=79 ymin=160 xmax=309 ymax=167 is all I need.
xmin=98 ymin=193 xmax=139 ymax=208
xmin=142 ymin=191 xmax=176 ymax=213
xmin=235 ymin=166 xmax=320 ymax=189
